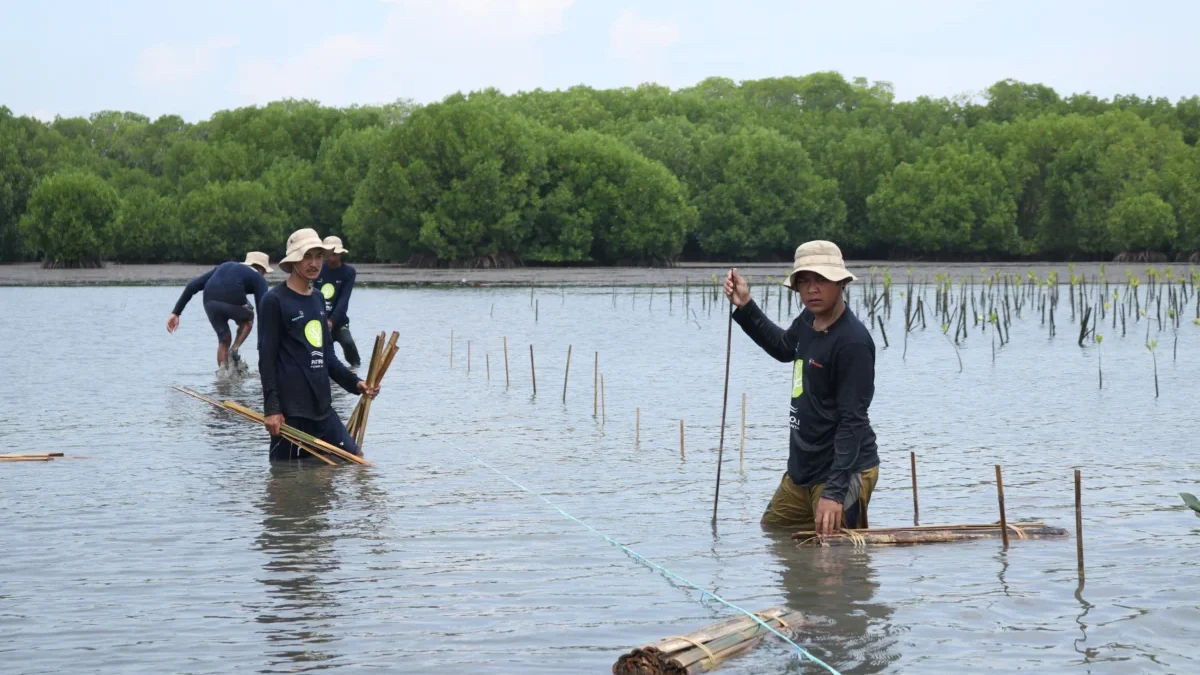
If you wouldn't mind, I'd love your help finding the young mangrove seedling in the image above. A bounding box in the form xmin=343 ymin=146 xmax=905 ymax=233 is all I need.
xmin=1146 ymin=340 xmax=1159 ymax=399
xmin=1095 ymin=334 xmax=1104 ymax=390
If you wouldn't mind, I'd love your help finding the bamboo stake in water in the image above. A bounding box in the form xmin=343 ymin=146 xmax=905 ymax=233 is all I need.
xmin=593 ymin=351 xmax=599 ymax=418
xmin=911 ymin=451 xmax=920 ymax=526
xmin=713 ymin=303 xmax=734 ymax=523
xmin=530 ymin=344 xmax=537 ymax=395
xmin=1075 ymin=469 xmax=1085 ymax=580
xmin=504 ymin=336 xmax=510 ymax=388
xmin=996 ymin=464 xmax=1009 ymax=548
xmin=739 ymin=392 xmax=746 ymax=474
xmin=486 ymin=353 xmax=491 ymax=382
xmin=562 ymin=345 xmax=572 ymax=404
xmin=680 ymin=420 xmax=685 ymax=459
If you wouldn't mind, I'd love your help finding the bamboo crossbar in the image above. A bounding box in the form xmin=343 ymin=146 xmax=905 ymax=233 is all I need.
xmin=792 ymin=523 xmax=1067 ymax=547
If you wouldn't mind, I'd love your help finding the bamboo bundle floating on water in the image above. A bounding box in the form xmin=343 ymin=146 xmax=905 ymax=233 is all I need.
xmin=612 ymin=607 xmax=805 ymax=675
xmin=792 ymin=522 xmax=1067 ymax=547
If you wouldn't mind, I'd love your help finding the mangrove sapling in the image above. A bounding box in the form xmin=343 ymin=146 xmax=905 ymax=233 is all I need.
xmin=1171 ymin=308 xmax=1178 ymax=361
xmin=1146 ymin=340 xmax=1160 ymax=398
xmin=1096 ymin=334 xmax=1104 ymax=390
xmin=942 ymin=320 xmax=963 ymax=373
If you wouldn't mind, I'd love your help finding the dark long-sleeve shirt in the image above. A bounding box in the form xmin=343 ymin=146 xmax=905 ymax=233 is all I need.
xmin=257 ymin=283 xmax=360 ymax=420
xmin=171 ymin=261 xmax=268 ymax=315
xmin=733 ymin=299 xmax=879 ymax=504
xmin=315 ymin=263 xmax=356 ymax=328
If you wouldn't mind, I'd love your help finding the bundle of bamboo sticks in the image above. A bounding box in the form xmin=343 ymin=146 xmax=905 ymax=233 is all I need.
xmin=0 ymin=452 xmax=64 ymax=462
xmin=345 ymin=330 xmax=398 ymax=450
xmin=792 ymin=522 xmax=1067 ymax=547
xmin=612 ymin=607 xmax=805 ymax=675
xmin=172 ymin=386 xmax=372 ymax=466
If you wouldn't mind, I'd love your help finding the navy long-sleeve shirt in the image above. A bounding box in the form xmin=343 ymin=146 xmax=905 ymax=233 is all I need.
xmin=172 ymin=261 xmax=268 ymax=315
xmin=733 ymin=299 xmax=879 ymax=504
xmin=257 ymin=283 xmax=361 ymax=420
xmin=315 ymin=263 xmax=356 ymax=328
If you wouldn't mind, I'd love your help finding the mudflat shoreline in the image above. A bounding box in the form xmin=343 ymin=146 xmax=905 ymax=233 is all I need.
xmin=0 ymin=260 xmax=1185 ymax=287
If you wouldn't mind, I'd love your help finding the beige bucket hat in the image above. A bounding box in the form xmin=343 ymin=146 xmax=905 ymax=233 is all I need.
xmin=242 ymin=251 xmax=273 ymax=273
xmin=782 ymin=240 xmax=857 ymax=290
xmin=323 ymin=236 xmax=349 ymax=255
xmin=278 ymin=228 xmax=333 ymax=272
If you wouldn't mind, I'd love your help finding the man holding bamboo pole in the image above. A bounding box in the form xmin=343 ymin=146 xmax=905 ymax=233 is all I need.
xmin=723 ymin=240 xmax=879 ymax=535
xmin=258 ymin=228 xmax=379 ymax=461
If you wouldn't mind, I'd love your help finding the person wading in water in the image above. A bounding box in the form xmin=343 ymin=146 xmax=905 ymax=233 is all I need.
xmin=166 ymin=252 xmax=272 ymax=369
xmin=314 ymin=236 xmax=360 ymax=367
xmin=723 ymin=240 xmax=880 ymax=535
xmin=257 ymin=228 xmax=378 ymax=461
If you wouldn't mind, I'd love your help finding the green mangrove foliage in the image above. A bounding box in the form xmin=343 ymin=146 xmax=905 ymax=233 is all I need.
xmin=4 ymin=73 xmax=1200 ymax=266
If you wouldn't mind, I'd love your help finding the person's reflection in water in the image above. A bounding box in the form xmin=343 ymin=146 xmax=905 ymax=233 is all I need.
xmin=765 ymin=532 xmax=898 ymax=675
xmin=255 ymin=463 xmax=344 ymax=671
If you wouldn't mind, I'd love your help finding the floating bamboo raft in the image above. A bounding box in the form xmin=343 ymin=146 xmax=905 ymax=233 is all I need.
xmin=613 ymin=607 xmax=805 ymax=675
xmin=172 ymin=386 xmax=372 ymax=466
xmin=792 ymin=522 xmax=1068 ymax=547
xmin=0 ymin=453 xmax=64 ymax=462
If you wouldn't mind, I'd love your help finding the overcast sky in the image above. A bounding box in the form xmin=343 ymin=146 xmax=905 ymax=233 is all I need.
xmin=3 ymin=0 xmax=1197 ymax=122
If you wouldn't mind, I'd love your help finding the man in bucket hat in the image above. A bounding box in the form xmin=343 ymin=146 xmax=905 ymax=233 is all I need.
xmin=723 ymin=240 xmax=880 ymax=535
xmin=257 ymin=228 xmax=379 ymax=461
xmin=314 ymin=235 xmax=360 ymax=367
xmin=167 ymin=251 xmax=272 ymax=369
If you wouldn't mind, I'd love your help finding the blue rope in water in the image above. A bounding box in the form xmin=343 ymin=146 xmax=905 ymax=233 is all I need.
xmin=419 ymin=430 xmax=843 ymax=675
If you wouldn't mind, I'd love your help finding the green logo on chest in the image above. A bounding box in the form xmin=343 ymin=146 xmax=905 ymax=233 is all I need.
xmin=792 ymin=359 xmax=804 ymax=397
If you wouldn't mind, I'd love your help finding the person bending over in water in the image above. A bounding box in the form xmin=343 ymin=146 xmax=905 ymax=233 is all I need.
xmin=723 ymin=240 xmax=880 ymax=536
xmin=167 ymin=252 xmax=271 ymax=368
xmin=258 ymin=228 xmax=378 ymax=461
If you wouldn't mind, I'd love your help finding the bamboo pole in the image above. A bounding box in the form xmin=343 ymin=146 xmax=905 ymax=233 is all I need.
xmin=225 ymin=401 xmax=370 ymax=466
xmin=530 ymin=344 xmax=537 ymax=395
xmin=996 ymin=464 xmax=1009 ymax=548
xmin=911 ymin=451 xmax=920 ymax=526
xmin=504 ymin=337 xmax=510 ymax=388
xmin=562 ymin=345 xmax=572 ymax=404
xmin=174 ymin=387 xmax=340 ymax=466
xmin=486 ymin=353 xmax=491 ymax=382
xmin=713 ymin=303 xmax=734 ymax=523
xmin=1 ymin=453 xmax=64 ymax=458
xmin=0 ymin=457 xmax=53 ymax=462
xmin=680 ymin=420 xmax=685 ymax=459
xmin=1075 ymin=469 xmax=1085 ymax=580
xmin=739 ymin=393 xmax=746 ymax=474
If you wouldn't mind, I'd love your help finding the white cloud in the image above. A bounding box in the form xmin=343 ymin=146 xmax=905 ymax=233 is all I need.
xmin=229 ymin=0 xmax=578 ymax=106
xmin=235 ymin=34 xmax=381 ymax=105
xmin=134 ymin=36 xmax=238 ymax=88
xmin=607 ymin=9 xmax=680 ymax=61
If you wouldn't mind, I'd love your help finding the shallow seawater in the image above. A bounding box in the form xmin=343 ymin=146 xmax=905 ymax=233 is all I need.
xmin=1 ymin=284 xmax=1198 ymax=674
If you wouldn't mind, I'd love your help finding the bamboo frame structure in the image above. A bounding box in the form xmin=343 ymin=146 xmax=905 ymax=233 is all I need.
xmin=613 ymin=607 xmax=805 ymax=675
xmin=792 ymin=522 xmax=1067 ymax=547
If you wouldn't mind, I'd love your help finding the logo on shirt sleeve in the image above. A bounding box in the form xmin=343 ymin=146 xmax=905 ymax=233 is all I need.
xmin=304 ymin=320 xmax=324 ymax=348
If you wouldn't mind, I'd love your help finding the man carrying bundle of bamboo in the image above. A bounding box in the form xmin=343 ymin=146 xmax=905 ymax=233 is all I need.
xmin=723 ymin=240 xmax=880 ymax=535
xmin=257 ymin=228 xmax=379 ymax=461
xmin=314 ymin=235 xmax=361 ymax=367
xmin=166 ymin=252 xmax=272 ymax=369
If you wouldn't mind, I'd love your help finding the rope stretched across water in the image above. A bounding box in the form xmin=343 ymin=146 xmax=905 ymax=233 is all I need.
xmin=417 ymin=429 xmax=844 ymax=675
